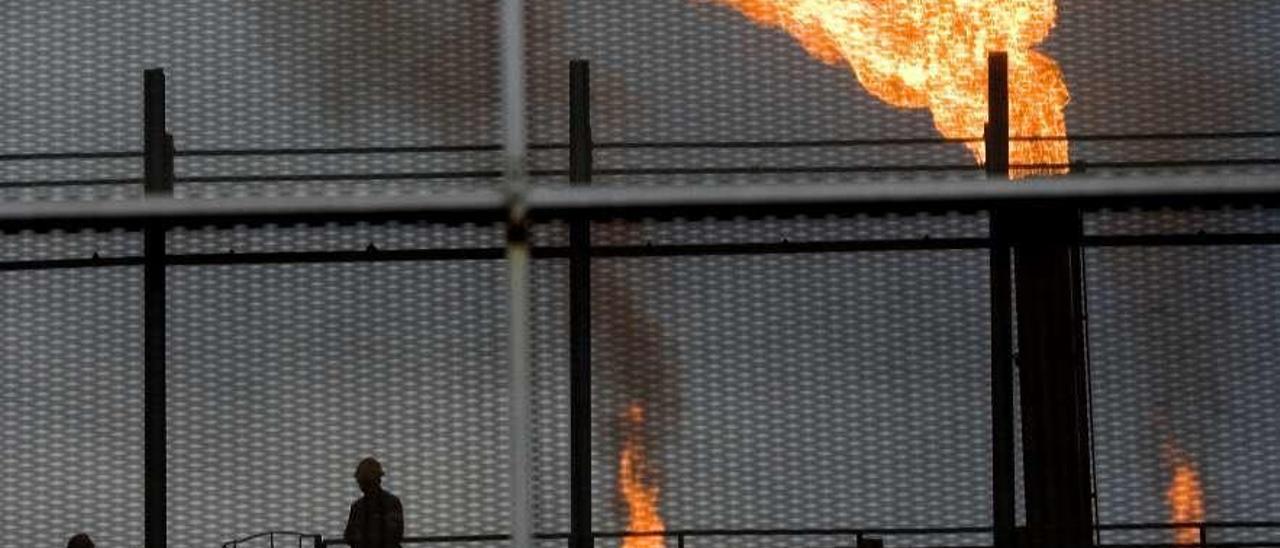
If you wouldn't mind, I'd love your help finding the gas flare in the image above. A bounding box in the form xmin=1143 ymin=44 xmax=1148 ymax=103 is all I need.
xmin=705 ymin=0 xmax=1071 ymax=177
xmin=619 ymin=404 xmax=666 ymax=548
xmin=1167 ymin=455 xmax=1205 ymax=545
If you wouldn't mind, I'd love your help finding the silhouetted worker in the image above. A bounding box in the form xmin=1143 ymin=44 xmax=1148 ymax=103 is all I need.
xmin=66 ymin=533 xmax=94 ymax=548
xmin=344 ymin=457 xmax=404 ymax=548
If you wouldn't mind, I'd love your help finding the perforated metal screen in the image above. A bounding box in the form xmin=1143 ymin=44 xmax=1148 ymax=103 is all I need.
xmin=0 ymin=1 xmax=1277 ymax=199
xmin=163 ymin=240 xmax=572 ymax=548
xmin=589 ymin=250 xmax=994 ymax=546
xmin=3 ymin=1 xmax=1280 ymax=548
xmin=1085 ymin=242 xmax=1280 ymax=546
xmin=0 ymin=266 xmax=144 ymax=548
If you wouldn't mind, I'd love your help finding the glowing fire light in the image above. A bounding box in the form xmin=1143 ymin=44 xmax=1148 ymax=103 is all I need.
xmin=1167 ymin=455 xmax=1205 ymax=545
xmin=704 ymin=0 xmax=1072 ymax=177
xmin=619 ymin=404 xmax=666 ymax=548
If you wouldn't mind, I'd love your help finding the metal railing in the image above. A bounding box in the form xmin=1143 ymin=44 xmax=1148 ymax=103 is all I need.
xmin=221 ymin=522 xmax=1280 ymax=548
xmin=221 ymin=531 xmax=322 ymax=548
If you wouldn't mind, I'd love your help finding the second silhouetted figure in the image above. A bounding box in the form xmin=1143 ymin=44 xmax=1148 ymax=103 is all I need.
xmin=344 ymin=457 xmax=404 ymax=548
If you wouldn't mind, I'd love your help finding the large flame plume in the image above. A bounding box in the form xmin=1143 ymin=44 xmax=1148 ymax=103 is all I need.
xmin=704 ymin=0 xmax=1071 ymax=175
xmin=619 ymin=403 xmax=666 ymax=548
xmin=1167 ymin=452 xmax=1205 ymax=545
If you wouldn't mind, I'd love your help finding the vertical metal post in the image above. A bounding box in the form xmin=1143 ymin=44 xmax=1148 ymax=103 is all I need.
xmin=501 ymin=0 xmax=532 ymax=546
xmin=985 ymin=52 xmax=1010 ymax=180
xmin=986 ymin=50 xmax=1094 ymax=548
xmin=506 ymin=198 xmax=533 ymax=548
xmin=568 ymin=59 xmax=594 ymax=548
xmin=1199 ymin=525 xmax=1208 ymax=547
xmin=143 ymin=67 xmax=174 ymax=548
xmin=1010 ymin=208 xmax=1094 ymax=548
xmin=987 ymin=51 xmax=1016 ymax=548
xmin=500 ymin=0 xmax=527 ymax=178
xmin=1013 ymin=205 xmax=1094 ymax=548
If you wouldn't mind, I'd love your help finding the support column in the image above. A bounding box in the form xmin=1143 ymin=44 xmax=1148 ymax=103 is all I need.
xmin=1010 ymin=206 xmax=1094 ymax=548
xmin=568 ymin=59 xmax=595 ymax=548
xmin=143 ymin=67 xmax=174 ymax=548
xmin=986 ymin=52 xmax=1017 ymax=548
xmin=986 ymin=51 xmax=1095 ymax=548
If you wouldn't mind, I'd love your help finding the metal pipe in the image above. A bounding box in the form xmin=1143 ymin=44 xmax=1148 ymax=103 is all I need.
xmin=506 ymin=198 xmax=533 ymax=548
xmin=4 ymin=176 xmax=1280 ymax=231
xmin=500 ymin=0 xmax=526 ymax=177
xmin=501 ymin=0 xmax=532 ymax=544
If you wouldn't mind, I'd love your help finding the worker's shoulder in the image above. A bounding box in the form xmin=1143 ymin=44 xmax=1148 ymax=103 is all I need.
xmin=380 ymin=490 xmax=403 ymax=506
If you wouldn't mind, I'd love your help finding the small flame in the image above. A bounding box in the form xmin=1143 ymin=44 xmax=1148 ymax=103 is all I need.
xmin=704 ymin=0 xmax=1071 ymax=178
xmin=620 ymin=404 xmax=666 ymax=548
xmin=1167 ymin=455 xmax=1205 ymax=545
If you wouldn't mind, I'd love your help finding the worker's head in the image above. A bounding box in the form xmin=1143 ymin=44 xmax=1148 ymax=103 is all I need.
xmin=67 ymin=533 xmax=94 ymax=548
xmin=355 ymin=457 xmax=384 ymax=495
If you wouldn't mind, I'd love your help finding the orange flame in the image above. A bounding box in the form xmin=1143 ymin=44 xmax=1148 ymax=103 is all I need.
xmin=704 ymin=0 xmax=1071 ymax=177
xmin=1167 ymin=455 xmax=1205 ymax=545
xmin=619 ymin=404 xmax=666 ymax=548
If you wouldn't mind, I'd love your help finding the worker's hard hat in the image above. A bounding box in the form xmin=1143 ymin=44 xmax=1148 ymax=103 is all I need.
xmin=355 ymin=457 xmax=385 ymax=482
xmin=67 ymin=533 xmax=94 ymax=548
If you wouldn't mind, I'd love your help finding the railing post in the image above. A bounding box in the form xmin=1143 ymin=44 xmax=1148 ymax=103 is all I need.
xmin=314 ymin=535 xmax=324 ymax=548
xmin=987 ymin=51 xmax=1017 ymax=548
xmin=985 ymin=52 xmax=1010 ymax=179
xmin=568 ymin=58 xmax=595 ymax=548
xmin=1199 ymin=525 xmax=1208 ymax=547
xmin=143 ymin=67 xmax=174 ymax=548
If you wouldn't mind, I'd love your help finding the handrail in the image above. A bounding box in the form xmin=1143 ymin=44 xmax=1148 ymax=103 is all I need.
xmin=221 ymin=530 xmax=320 ymax=548
xmin=278 ymin=522 xmax=1280 ymax=547
xmin=6 ymin=173 xmax=1280 ymax=233
xmin=8 ymin=130 xmax=1280 ymax=163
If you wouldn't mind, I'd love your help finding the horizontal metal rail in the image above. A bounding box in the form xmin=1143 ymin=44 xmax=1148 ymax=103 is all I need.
xmin=10 ymin=157 xmax=1280 ymax=189
xmin=1101 ymin=522 xmax=1280 ymax=530
xmin=295 ymin=522 xmax=1280 ymax=547
xmin=8 ymin=230 xmax=1280 ymax=272
xmin=6 ymin=130 xmax=1280 ymax=163
xmin=3 ymin=174 xmax=1280 ymax=232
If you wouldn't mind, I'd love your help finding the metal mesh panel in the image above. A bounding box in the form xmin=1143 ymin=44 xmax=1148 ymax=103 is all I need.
xmin=0 ymin=0 xmax=502 ymax=201
xmin=1085 ymin=207 xmax=1280 ymax=237
xmin=589 ymin=251 xmax=993 ymax=545
xmin=531 ymin=259 xmax=572 ymax=537
xmin=167 ymin=222 xmax=566 ymax=255
xmin=167 ymin=257 xmax=520 ymax=548
xmin=166 ymin=223 xmax=503 ymax=255
xmin=524 ymin=0 xmax=1280 ymax=183
xmin=1086 ymin=245 xmax=1280 ymax=543
xmin=0 ymin=266 xmax=143 ymax=548
xmin=1051 ymin=1 xmax=1280 ymax=137
xmin=0 ymin=229 xmax=140 ymax=261
xmin=2 ymin=0 xmax=1279 ymax=197
xmin=590 ymin=214 xmax=987 ymax=247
